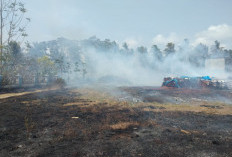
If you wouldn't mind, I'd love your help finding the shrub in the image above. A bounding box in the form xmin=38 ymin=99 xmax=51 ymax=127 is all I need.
xmin=54 ymin=78 xmax=66 ymax=88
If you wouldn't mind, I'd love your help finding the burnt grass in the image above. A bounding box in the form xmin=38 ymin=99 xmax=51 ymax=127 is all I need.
xmin=0 ymin=88 xmax=232 ymax=157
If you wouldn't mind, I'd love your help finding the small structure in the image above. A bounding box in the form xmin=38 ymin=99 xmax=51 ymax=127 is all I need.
xmin=205 ymin=58 xmax=225 ymax=71
xmin=33 ymin=74 xmax=39 ymax=86
xmin=16 ymin=74 xmax=22 ymax=87
xmin=44 ymin=75 xmax=51 ymax=85
xmin=0 ymin=75 xmax=2 ymax=87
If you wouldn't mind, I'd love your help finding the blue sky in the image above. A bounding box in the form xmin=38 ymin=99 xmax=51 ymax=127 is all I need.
xmin=24 ymin=0 xmax=232 ymax=48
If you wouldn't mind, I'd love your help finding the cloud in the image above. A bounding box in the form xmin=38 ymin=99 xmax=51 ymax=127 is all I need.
xmin=151 ymin=24 xmax=232 ymax=49
xmin=193 ymin=24 xmax=232 ymax=49
xmin=152 ymin=33 xmax=180 ymax=48
xmin=123 ymin=38 xmax=139 ymax=49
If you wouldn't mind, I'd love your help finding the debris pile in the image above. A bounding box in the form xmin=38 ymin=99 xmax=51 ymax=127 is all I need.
xmin=162 ymin=76 xmax=228 ymax=89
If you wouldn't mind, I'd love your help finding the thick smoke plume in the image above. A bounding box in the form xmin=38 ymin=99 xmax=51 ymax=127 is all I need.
xmin=29 ymin=37 xmax=232 ymax=86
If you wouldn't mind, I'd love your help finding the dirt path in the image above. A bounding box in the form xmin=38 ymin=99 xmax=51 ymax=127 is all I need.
xmin=0 ymin=88 xmax=57 ymax=99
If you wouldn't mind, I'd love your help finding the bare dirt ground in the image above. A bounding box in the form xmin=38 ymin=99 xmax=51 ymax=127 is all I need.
xmin=0 ymin=87 xmax=232 ymax=157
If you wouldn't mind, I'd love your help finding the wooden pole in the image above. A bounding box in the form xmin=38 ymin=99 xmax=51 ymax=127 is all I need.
xmin=0 ymin=0 xmax=3 ymax=75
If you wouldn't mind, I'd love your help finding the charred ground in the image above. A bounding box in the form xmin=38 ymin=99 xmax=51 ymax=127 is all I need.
xmin=0 ymin=87 xmax=232 ymax=157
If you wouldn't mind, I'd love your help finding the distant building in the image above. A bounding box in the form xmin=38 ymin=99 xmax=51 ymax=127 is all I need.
xmin=205 ymin=50 xmax=232 ymax=72
xmin=205 ymin=58 xmax=225 ymax=71
xmin=225 ymin=57 xmax=232 ymax=72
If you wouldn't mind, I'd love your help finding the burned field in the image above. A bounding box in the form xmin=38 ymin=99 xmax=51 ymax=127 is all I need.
xmin=0 ymin=87 xmax=232 ymax=157
xmin=121 ymin=86 xmax=232 ymax=104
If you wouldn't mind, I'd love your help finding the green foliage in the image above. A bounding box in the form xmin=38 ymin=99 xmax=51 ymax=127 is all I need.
xmin=8 ymin=41 xmax=21 ymax=57
xmin=0 ymin=42 xmax=23 ymax=84
xmin=37 ymin=56 xmax=57 ymax=76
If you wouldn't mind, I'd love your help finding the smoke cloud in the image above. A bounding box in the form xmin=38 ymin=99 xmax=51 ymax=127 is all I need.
xmin=61 ymin=37 xmax=231 ymax=87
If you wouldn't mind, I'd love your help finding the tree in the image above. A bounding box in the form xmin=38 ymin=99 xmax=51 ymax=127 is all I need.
xmin=1 ymin=0 xmax=30 ymax=44
xmin=65 ymin=62 xmax=71 ymax=82
xmin=0 ymin=0 xmax=30 ymax=73
xmin=101 ymin=39 xmax=119 ymax=53
xmin=179 ymin=39 xmax=190 ymax=52
xmin=37 ymin=56 xmax=57 ymax=76
xmin=215 ymin=40 xmax=220 ymax=50
xmin=7 ymin=41 xmax=21 ymax=69
xmin=122 ymin=42 xmax=129 ymax=50
xmin=137 ymin=46 xmax=147 ymax=54
xmin=8 ymin=40 xmax=21 ymax=56
xmin=190 ymin=43 xmax=208 ymax=67
xmin=211 ymin=40 xmax=224 ymax=55
xmin=54 ymin=55 xmax=65 ymax=76
xmin=1 ymin=41 xmax=21 ymax=71
xmin=151 ymin=44 xmax=162 ymax=61
xmin=164 ymin=42 xmax=175 ymax=56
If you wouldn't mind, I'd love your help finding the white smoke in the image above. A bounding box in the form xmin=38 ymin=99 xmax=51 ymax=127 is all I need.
xmin=71 ymin=40 xmax=230 ymax=87
xmin=80 ymin=48 xmax=164 ymax=86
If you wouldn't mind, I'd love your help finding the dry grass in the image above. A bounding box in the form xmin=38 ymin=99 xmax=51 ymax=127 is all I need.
xmin=110 ymin=122 xmax=139 ymax=130
xmin=63 ymin=122 xmax=77 ymax=139
xmin=151 ymin=102 xmax=232 ymax=115
xmin=63 ymin=102 xmax=91 ymax=107
xmin=70 ymin=88 xmax=232 ymax=116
